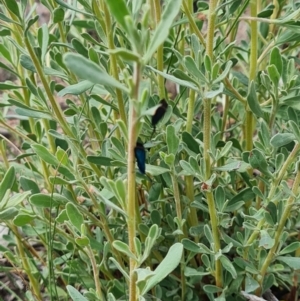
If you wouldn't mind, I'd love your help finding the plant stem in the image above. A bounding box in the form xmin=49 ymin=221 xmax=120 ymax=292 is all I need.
xmin=128 ymin=61 xmax=141 ymax=301
xmin=204 ymin=0 xmax=222 ymax=288
xmin=171 ymin=167 xmax=182 ymax=223
xmin=183 ymin=0 xmax=199 ymax=237
xmin=86 ymin=246 xmax=105 ymax=300
xmin=170 ymin=164 xmax=187 ymax=300
xmin=257 ymin=163 xmax=300 ymax=293
xmin=12 ymin=225 xmax=42 ymax=300
xmin=101 ymin=1 xmax=127 ymax=131
xmin=245 ymin=0 xmax=258 ymax=151
xmin=182 ymin=1 xmax=206 ymax=47
xmin=153 ymin=0 xmax=165 ymax=99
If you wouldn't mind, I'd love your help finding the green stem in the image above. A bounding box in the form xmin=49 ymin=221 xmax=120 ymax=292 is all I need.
xmin=101 ymin=1 xmax=127 ymax=130
xmin=258 ymin=164 xmax=300 ymax=293
xmin=224 ymin=78 xmax=246 ymax=105
xmin=184 ymin=28 xmax=198 ymax=235
xmin=12 ymin=225 xmax=42 ymax=300
xmin=245 ymin=0 xmax=258 ymax=151
xmin=171 ymin=166 xmax=182 ymax=222
xmin=182 ymin=1 xmax=206 ymax=47
xmin=170 ymin=165 xmax=187 ymax=300
xmin=153 ymin=0 xmax=165 ymax=99
xmin=221 ymin=95 xmax=230 ymax=137
xmin=128 ymin=61 xmax=141 ymax=301
xmin=204 ymin=0 xmax=222 ymax=288
xmin=86 ymin=246 xmax=105 ymax=300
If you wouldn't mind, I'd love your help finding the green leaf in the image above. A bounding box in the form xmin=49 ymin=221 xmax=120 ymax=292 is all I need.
xmin=182 ymin=239 xmax=212 ymax=254
xmin=55 ymin=0 xmax=93 ymax=17
xmin=63 ymin=53 xmax=129 ymax=92
xmin=270 ymin=133 xmax=295 ymax=147
xmin=113 ymin=240 xmax=136 ymax=260
xmin=6 ymin=191 xmax=31 ymax=208
xmin=15 ymin=108 xmax=52 ymax=119
xmin=245 ymin=274 xmax=260 ymax=293
xmin=262 ymin=273 xmax=275 ymax=293
xmin=257 ymin=4 xmax=275 ymax=18
xmin=20 ymin=54 xmax=36 ymax=72
xmin=213 ymin=60 xmax=233 ymax=84
xmin=31 ymin=144 xmax=59 ymax=165
xmin=66 ymin=202 xmax=84 ymax=232
xmin=0 ymin=166 xmax=15 ymax=202
xmin=259 ymin=230 xmax=275 ymax=249
xmin=218 ymin=141 xmax=233 ymax=159
xmin=247 ymin=81 xmax=263 ymax=117
xmin=87 ymin=156 xmax=113 ymax=166
xmin=205 ymin=83 xmax=224 ymax=99
xmin=288 ymin=107 xmax=298 ymax=125
xmin=13 ymin=213 xmax=35 ymax=226
xmin=203 ymin=285 xmax=222 ymax=294
xmin=215 ymin=186 xmax=225 ymax=211
xmin=249 ymin=149 xmax=273 ymax=177
xmin=267 ymin=64 xmax=280 ymax=87
xmin=3 ymin=0 xmax=21 ymax=20
xmin=91 ymin=94 xmax=118 ymax=111
xmin=58 ymin=81 xmax=94 ymax=96
xmin=20 ymin=176 xmax=40 ymax=194
xmin=0 ymin=12 xmax=20 ymax=25
xmin=104 ymin=0 xmax=131 ymax=33
xmin=142 ymin=224 xmax=161 ymax=263
xmin=0 ymin=207 xmax=18 ymax=220
xmin=253 ymin=186 xmax=264 ymax=199
xmin=288 ymin=120 xmax=300 ymax=142
xmin=182 ymin=131 xmax=200 ymax=154
xmin=277 ymin=256 xmax=300 ymax=269
xmin=0 ymin=82 xmax=26 ymax=90
xmin=72 ymin=38 xmax=88 ymax=58
xmin=204 ymin=225 xmax=213 ymax=242
xmin=140 ymin=243 xmax=183 ymax=295
xmin=179 ymin=161 xmax=196 ymax=176
xmin=53 ymin=7 xmax=65 ymax=23
xmin=8 ymin=98 xmax=37 ymax=110
xmin=25 ymin=15 xmax=39 ymax=36
xmin=226 ymin=188 xmax=254 ymax=212
xmin=0 ymin=61 xmax=19 ymax=78
xmin=214 ymin=161 xmax=250 ymax=173
xmin=0 ymin=43 xmax=12 ymax=63
xmin=109 ymin=257 xmax=129 ymax=281
xmin=0 ymin=28 xmax=11 ymax=37
xmin=75 ymin=236 xmax=90 ymax=247
xmin=279 ymin=242 xmax=300 ymax=255
xmin=166 ymin=125 xmax=179 ymax=155
xmin=144 ymin=0 xmax=182 ymax=63
xmin=204 ymin=54 xmax=212 ymax=74
xmin=40 ymin=23 xmax=49 ymax=62
xmin=146 ymin=164 xmax=169 ymax=176
xmin=183 ymin=56 xmax=206 ymax=81
xmin=109 ymin=48 xmax=140 ymax=62
xmin=147 ymin=65 xmax=199 ymax=91
xmin=269 ymin=46 xmax=282 ymax=75
xmin=66 ymin=285 xmax=89 ymax=301
xmin=29 ymin=194 xmax=68 ymax=207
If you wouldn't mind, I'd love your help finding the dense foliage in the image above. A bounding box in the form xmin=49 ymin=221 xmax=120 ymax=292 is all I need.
xmin=0 ymin=0 xmax=300 ymax=300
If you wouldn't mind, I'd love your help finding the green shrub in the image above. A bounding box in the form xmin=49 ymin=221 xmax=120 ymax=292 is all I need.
xmin=0 ymin=0 xmax=300 ymax=300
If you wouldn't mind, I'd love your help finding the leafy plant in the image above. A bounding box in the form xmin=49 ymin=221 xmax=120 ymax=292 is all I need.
xmin=1 ymin=0 xmax=300 ymax=301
